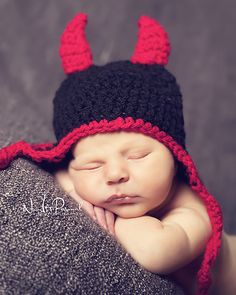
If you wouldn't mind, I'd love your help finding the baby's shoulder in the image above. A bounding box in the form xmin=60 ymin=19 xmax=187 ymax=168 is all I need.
xmin=163 ymin=182 xmax=211 ymax=227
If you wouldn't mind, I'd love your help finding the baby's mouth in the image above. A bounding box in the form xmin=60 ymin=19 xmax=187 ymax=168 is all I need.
xmin=106 ymin=194 xmax=141 ymax=204
xmin=106 ymin=194 xmax=136 ymax=202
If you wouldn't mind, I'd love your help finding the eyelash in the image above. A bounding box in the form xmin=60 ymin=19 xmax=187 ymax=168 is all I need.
xmin=80 ymin=152 xmax=150 ymax=170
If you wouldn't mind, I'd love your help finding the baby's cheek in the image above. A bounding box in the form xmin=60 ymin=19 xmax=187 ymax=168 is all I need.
xmin=55 ymin=169 xmax=74 ymax=193
xmin=72 ymin=175 xmax=96 ymax=201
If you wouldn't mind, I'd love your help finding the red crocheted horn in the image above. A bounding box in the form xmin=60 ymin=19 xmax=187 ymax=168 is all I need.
xmin=59 ymin=13 xmax=93 ymax=74
xmin=130 ymin=15 xmax=171 ymax=66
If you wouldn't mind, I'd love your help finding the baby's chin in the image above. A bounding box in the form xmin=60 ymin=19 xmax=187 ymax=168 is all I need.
xmin=108 ymin=205 xmax=155 ymax=219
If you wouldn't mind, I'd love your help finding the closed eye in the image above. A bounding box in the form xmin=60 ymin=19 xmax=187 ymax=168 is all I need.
xmin=83 ymin=165 xmax=102 ymax=170
xmin=72 ymin=163 xmax=102 ymax=171
xmin=128 ymin=152 xmax=150 ymax=160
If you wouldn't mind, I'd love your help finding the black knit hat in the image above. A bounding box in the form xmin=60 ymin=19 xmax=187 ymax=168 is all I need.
xmin=53 ymin=60 xmax=186 ymax=149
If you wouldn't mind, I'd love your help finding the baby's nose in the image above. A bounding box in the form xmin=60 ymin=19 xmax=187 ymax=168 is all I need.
xmin=107 ymin=174 xmax=129 ymax=184
xmin=106 ymin=166 xmax=129 ymax=184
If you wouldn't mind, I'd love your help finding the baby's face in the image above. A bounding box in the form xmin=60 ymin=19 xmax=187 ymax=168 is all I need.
xmin=68 ymin=131 xmax=177 ymax=218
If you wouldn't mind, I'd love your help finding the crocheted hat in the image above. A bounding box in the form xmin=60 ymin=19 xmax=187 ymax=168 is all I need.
xmin=0 ymin=13 xmax=223 ymax=295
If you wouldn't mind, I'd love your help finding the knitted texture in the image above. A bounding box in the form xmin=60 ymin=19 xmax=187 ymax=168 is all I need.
xmin=59 ymin=13 xmax=93 ymax=74
xmin=53 ymin=60 xmax=186 ymax=149
xmin=0 ymin=157 xmax=184 ymax=295
xmin=130 ymin=15 xmax=171 ymax=65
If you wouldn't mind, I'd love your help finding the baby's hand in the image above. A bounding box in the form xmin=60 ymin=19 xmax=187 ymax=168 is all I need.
xmin=54 ymin=170 xmax=116 ymax=235
xmin=93 ymin=206 xmax=116 ymax=236
xmin=68 ymin=189 xmax=116 ymax=236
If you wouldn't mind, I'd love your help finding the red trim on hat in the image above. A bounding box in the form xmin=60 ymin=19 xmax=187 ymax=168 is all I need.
xmin=0 ymin=116 xmax=223 ymax=295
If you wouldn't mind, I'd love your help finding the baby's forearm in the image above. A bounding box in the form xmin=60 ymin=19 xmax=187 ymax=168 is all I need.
xmin=114 ymin=215 xmax=191 ymax=274
xmin=114 ymin=215 xmax=164 ymax=271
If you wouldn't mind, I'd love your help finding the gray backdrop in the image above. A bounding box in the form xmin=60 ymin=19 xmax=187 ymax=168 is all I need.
xmin=0 ymin=0 xmax=235 ymax=234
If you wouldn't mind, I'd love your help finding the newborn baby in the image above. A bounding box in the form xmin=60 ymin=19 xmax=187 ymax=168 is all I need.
xmin=54 ymin=131 xmax=236 ymax=295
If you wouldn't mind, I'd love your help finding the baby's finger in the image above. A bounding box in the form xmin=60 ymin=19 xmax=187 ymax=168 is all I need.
xmin=105 ymin=210 xmax=116 ymax=236
xmin=81 ymin=200 xmax=97 ymax=220
xmin=93 ymin=206 xmax=108 ymax=230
